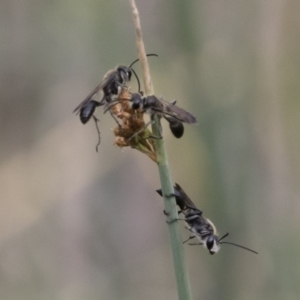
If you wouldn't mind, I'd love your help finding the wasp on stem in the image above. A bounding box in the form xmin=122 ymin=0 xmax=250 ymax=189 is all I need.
xmin=105 ymin=92 xmax=197 ymax=141
xmin=157 ymin=183 xmax=258 ymax=255
xmin=73 ymin=54 xmax=158 ymax=151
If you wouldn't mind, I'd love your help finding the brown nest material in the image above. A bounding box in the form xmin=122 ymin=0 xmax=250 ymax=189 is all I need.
xmin=110 ymin=87 xmax=157 ymax=162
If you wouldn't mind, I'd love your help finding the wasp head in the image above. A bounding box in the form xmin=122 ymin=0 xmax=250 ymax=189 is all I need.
xmin=131 ymin=93 xmax=143 ymax=110
xmin=206 ymin=235 xmax=221 ymax=255
xmin=117 ymin=66 xmax=132 ymax=82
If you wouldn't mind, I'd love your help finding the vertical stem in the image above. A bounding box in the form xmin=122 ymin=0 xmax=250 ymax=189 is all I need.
xmin=128 ymin=1 xmax=193 ymax=299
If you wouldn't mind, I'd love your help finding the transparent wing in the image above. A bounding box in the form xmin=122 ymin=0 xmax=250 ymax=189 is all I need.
xmin=174 ymin=183 xmax=200 ymax=211
xmin=152 ymin=97 xmax=197 ymax=124
xmin=73 ymin=71 xmax=116 ymax=113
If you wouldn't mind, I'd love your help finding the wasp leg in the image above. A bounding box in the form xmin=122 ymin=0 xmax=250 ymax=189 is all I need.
xmin=183 ymin=236 xmax=196 ymax=244
xmin=126 ymin=120 xmax=154 ymax=141
xmin=92 ymin=116 xmax=101 ymax=152
xmin=108 ymin=109 xmax=122 ymax=128
xmin=101 ymin=96 xmax=123 ymax=129
xmin=165 ymin=193 xmax=177 ymax=198
xmin=184 ymin=226 xmax=195 ymax=234
xmin=164 ymin=209 xmax=176 ymax=223
xmin=164 ymin=209 xmax=182 ymax=216
xmin=164 ymin=207 xmax=186 ymax=223
xmin=166 ymin=216 xmax=186 ymax=224
xmin=185 ymin=215 xmax=201 ymax=222
xmin=147 ymin=113 xmax=164 ymax=138
xmin=166 ymin=218 xmax=177 ymax=224
xmin=167 ymin=216 xmax=185 ymax=223
xmin=139 ymin=134 xmax=162 ymax=140
xmin=103 ymin=101 xmax=119 ymax=114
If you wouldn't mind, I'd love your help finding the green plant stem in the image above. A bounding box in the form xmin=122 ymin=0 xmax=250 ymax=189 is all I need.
xmin=128 ymin=1 xmax=193 ymax=299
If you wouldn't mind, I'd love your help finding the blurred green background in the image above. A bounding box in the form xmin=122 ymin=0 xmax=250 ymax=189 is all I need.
xmin=1 ymin=0 xmax=300 ymax=299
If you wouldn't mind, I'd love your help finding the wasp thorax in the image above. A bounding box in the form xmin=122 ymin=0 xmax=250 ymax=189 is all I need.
xmin=146 ymin=95 xmax=157 ymax=106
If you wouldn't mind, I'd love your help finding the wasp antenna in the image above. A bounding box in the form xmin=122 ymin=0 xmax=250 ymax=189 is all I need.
xmin=103 ymin=101 xmax=122 ymax=114
xmin=103 ymin=96 xmax=132 ymax=114
xmin=129 ymin=54 xmax=159 ymax=91
xmin=220 ymin=242 xmax=258 ymax=254
xmin=128 ymin=53 xmax=159 ymax=68
xmin=218 ymin=233 xmax=229 ymax=242
xmin=131 ymin=68 xmax=141 ymax=93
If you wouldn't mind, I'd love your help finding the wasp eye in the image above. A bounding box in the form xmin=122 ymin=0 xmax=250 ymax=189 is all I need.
xmin=127 ymin=69 xmax=132 ymax=80
xmin=118 ymin=67 xmax=131 ymax=81
xmin=132 ymin=101 xmax=140 ymax=110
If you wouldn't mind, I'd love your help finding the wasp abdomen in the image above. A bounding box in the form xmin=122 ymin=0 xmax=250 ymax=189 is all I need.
xmin=80 ymin=100 xmax=100 ymax=124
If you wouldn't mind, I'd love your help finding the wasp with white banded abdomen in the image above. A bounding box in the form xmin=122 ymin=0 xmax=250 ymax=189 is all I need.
xmin=157 ymin=183 xmax=258 ymax=255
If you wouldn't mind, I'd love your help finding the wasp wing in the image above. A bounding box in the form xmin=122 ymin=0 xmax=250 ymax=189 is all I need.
xmin=73 ymin=70 xmax=117 ymax=114
xmin=174 ymin=183 xmax=194 ymax=208
xmin=174 ymin=183 xmax=202 ymax=213
xmin=151 ymin=98 xmax=197 ymax=124
xmin=156 ymin=183 xmax=199 ymax=213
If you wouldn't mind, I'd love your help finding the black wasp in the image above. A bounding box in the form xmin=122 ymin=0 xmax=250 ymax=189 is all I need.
xmin=157 ymin=183 xmax=258 ymax=255
xmin=105 ymin=93 xmax=197 ymax=139
xmin=73 ymin=54 xmax=158 ymax=124
xmin=73 ymin=54 xmax=158 ymax=151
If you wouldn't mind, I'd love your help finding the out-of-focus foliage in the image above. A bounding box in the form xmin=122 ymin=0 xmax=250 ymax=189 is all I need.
xmin=0 ymin=0 xmax=299 ymax=299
